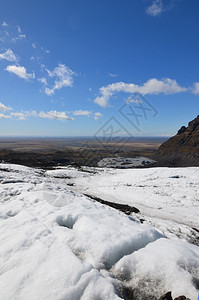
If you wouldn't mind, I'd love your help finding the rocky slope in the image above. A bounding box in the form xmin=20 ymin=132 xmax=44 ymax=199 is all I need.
xmin=157 ymin=115 xmax=199 ymax=166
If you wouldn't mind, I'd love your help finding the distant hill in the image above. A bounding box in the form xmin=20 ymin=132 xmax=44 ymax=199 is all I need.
xmin=157 ymin=115 xmax=199 ymax=166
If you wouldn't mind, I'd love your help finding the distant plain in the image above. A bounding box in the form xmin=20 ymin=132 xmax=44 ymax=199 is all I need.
xmin=0 ymin=137 xmax=168 ymax=168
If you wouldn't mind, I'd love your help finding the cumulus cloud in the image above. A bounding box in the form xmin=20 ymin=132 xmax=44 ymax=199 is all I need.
xmin=94 ymin=78 xmax=187 ymax=107
xmin=0 ymin=102 xmax=11 ymax=112
xmin=0 ymin=108 xmax=73 ymax=121
xmin=192 ymin=82 xmax=199 ymax=95
xmin=5 ymin=65 xmax=35 ymax=80
xmin=0 ymin=113 xmax=10 ymax=119
xmin=2 ymin=110 xmax=35 ymax=120
xmin=43 ymin=64 xmax=76 ymax=96
xmin=0 ymin=102 xmax=12 ymax=119
xmin=72 ymin=110 xmax=103 ymax=120
xmin=0 ymin=49 xmax=18 ymax=62
xmin=73 ymin=110 xmax=92 ymax=116
xmin=10 ymin=112 xmax=27 ymax=120
xmin=38 ymin=110 xmax=74 ymax=121
xmin=0 ymin=103 xmax=102 ymax=122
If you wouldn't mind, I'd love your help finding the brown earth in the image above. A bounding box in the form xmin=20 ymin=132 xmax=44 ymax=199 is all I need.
xmin=0 ymin=137 xmax=165 ymax=168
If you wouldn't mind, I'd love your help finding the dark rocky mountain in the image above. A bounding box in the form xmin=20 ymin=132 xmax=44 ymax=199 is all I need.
xmin=157 ymin=115 xmax=199 ymax=166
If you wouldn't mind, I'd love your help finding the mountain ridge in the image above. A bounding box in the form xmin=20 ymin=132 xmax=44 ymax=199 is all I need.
xmin=157 ymin=115 xmax=199 ymax=166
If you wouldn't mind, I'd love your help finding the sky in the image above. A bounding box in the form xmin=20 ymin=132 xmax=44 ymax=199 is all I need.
xmin=0 ymin=0 xmax=199 ymax=137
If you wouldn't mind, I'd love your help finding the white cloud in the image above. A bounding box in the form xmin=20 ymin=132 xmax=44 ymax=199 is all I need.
xmin=19 ymin=34 xmax=26 ymax=39
xmin=16 ymin=25 xmax=21 ymax=33
xmin=11 ymin=34 xmax=26 ymax=42
xmin=0 ymin=103 xmax=102 ymax=122
xmin=38 ymin=77 xmax=47 ymax=86
xmin=0 ymin=23 xmax=28 ymax=45
xmin=0 ymin=102 xmax=11 ymax=112
xmin=108 ymin=72 xmax=118 ymax=78
xmin=146 ymin=0 xmax=177 ymax=17
xmin=94 ymin=112 xmax=103 ymax=120
xmin=192 ymin=82 xmax=199 ymax=95
xmin=0 ymin=113 xmax=10 ymax=119
xmin=94 ymin=78 xmax=187 ymax=107
xmin=0 ymin=49 xmax=18 ymax=62
xmin=0 ymin=109 xmax=73 ymax=121
xmin=72 ymin=109 xmax=103 ymax=120
xmin=30 ymin=56 xmax=42 ymax=62
xmin=126 ymin=95 xmax=143 ymax=104
xmin=38 ymin=110 xmax=73 ymax=121
xmin=29 ymin=110 xmax=37 ymax=117
xmin=10 ymin=112 xmax=27 ymax=120
xmin=43 ymin=64 xmax=76 ymax=95
xmin=73 ymin=110 xmax=92 ymax=116
xmin=32 ymin=43 xmax=36 ymax=48
xmin=2 ymin=21 xmax=8 ymax=27
xmin=146 ymin=0 xmax=163 ymax=16
xmin=5 ymin=65 xmax=35 ymax=80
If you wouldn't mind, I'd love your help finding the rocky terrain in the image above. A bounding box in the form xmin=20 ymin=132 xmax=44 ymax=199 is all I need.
xmin=157 ymin=115 xmax=199 ymax=166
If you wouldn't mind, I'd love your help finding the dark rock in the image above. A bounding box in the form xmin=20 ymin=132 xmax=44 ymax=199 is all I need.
xmin=83 ymin=193 xmax=140 ymax=215
xmin=158 ymin=291 xmax=173 ymax=300
xmin=174 ymin=296 xmax=190 ymax=300
xmin=158 ymin=115 xmax=199 ymax=165
xmin=158 ymin=293 xmax=191 ymax=300
xmin=177 ymin=126 xmax=186 ymax=135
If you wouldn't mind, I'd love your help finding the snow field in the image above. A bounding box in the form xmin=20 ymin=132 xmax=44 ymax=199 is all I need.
xmin=71 ymin=166 xmax=199 ymax=228
xmin=0 ymin=163 xmax=199 ymax=299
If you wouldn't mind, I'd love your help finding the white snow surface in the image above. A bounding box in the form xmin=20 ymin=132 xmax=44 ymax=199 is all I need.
xmin=72 ymin=166 xmax=199 ymax=228
xmin=0 ymin=163 xmax=199 ymax=299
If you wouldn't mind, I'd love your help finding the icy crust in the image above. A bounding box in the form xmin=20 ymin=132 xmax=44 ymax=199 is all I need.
xmin=73 ymin=167 xmax=199 ymax=228
xmin=0 ymin=163 xmax=161 ymax=299
xmin=113 ymin=238 xmax=199 ymax=299
xmin=45 ymin=167 xmax=92 ymax=178
xmin=0 ymin=163 xmax=199 ymax=299
xmin=62 ymin=213 xmax=162 ymax=270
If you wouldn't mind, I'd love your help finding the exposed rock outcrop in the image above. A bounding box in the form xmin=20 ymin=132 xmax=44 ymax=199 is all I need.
xmin=158 ymin=292 xmax=190 ymax=300
xmin=157 ymin=115 xmax=199 ymax=166
xmin=158 ymin=291 xmax=173 ymax=300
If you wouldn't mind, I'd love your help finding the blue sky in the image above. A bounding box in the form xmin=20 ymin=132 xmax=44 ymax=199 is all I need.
xmin=0 ymin=0 xmax=199 ymax=137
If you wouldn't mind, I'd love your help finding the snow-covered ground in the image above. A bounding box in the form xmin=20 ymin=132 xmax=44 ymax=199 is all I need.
xmin=0 ymin=163 xmax=199 ymax=299
xmin=72 ymin=167 xmax=199 ymax=228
